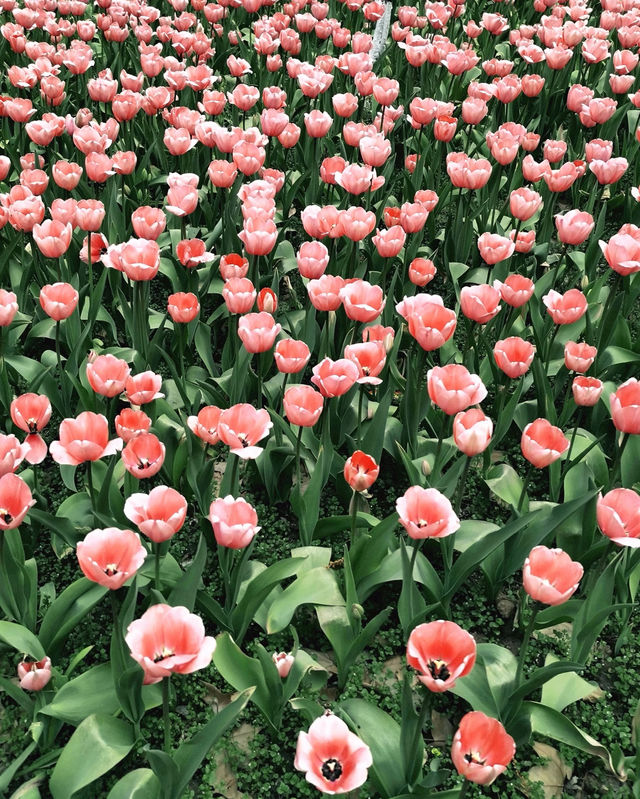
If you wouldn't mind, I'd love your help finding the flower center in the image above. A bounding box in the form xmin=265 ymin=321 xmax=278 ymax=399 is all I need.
xmin=464 ymin=751 xmax=486 ymax=765
xmin=27 ymin=419 xmax=38 ymax=433
xmin=104 ymin=562 xmax=118 ymax=576
xmin=153 ymin=647 xmax=174 ymax=663
xmin=137 ymin=457 xmax=149 ymax=470
xmin=427 ymin=659 xmax=451 ymax=681
xmin=0 ymin=508 xmax=13 ymax=524
xmin=321 ymin=758 xmax=343 ymax=782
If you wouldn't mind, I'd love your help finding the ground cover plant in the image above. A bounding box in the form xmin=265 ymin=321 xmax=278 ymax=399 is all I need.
xmin=0 ymin=0 xmax=640 ymax=794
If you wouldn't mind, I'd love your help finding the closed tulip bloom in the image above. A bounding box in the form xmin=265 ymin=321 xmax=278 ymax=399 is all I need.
xmin=115 ymin=408 xmax=152 ymax=442
xmin=372 ymin=226 xmax=405 ymax=258
xmin=396 ymin=486 xmax=460 ymax=540
xmin=52 ymin=161 xmax=83 ymax=190
xmin=509 ymin=187 xmax=542 ymax=221
xmin=572 ymin=376 xmax=603 ymax=406
xmin=86 ymin=354 xmax=131 ymax=398
xmin=404 ymin=298 xmax=457 ymax=351
xmin=555 ymin=210 xmax=594 ymax=245
xmin=0 ymin=434 xmax=29 ymax=477
xmin=273 ymin=651 xmax=294 ymax=677
xmin=521 ymin=418 xmax=570 ymax=468
xmin=125 ymin=486 xmax=187 ymax=543
xmin=119 ymin=238 xmax=160 ymax=281
xmin=32 ymin=220 xmax=72 ymax=258
xmin=75 ymin=200 xmax=105 ymax=232
xmin=564 ymin=341 xmax=596 ymax=373
xmin=18 ymin=657 xmax=52 ymax=691
xmin=0 ymin=291 xmax=19 ymax=326
xmin=209 ymin=495 xmax=260 ymax=549
xmin=218 ymin=404 xmax=272 ymax=459
xmin=493 ymin=275 xmax=535 ymax=308
xmin=0 ymin=473 xmax=35 ymax=529
xmin=187 ymin=406 xmax=222 ymax=445
xmin=597 ymin=488 xmax=640 ymax=547
xmin=76 ymin=527 xmax=146 ymax=590
xmin=542 ymin=289 xmax=588 ymax=325
xmin=122 ymin=433 xmax=165 ymax=479
xmin=296 ymin=241 xmax=329 ymax=279
xmin=452 ymin=712 xmax=515 ymax=786
xmin=275 ymin=339 xmax=311 ymax=373
xmin=311 ymin=358 xmax=359 ymax=398
xmin=126 ymin=604 xmax=216 ymax=685
xmin=50 ymin=412 xmax=122 ymax=465
xmin=238 ymin=312 xmax=282 ymax=353
xmin=340 ymin=206 xmax=376 ymax=242
xmin=131 ymin=206 xmax=166 ymax=240
xmin=427 ymin=365 xmax=487 ymax=415
xmin=611 ymin=378 xmax=640 ymax=433
xmin=477 ymin=232 xmax=515 ymax=265
xmin=494 ymin=337 xmax=536 ymax=378
xmin=407 ymin=620 xmax=476 ymax=692
xmin=168 ymin=292 xmax=200 ymax=323
xmin=222 ymin=278 xmax=257 ymax=315
xmin=409 ymin=258 xmax=437 ymax=287
xmin=39 ymin=282 xmax=79 ymax=321
xmin=599 ymin=232 xmax=640 ymax=276
xmin=340 ymin=280 xmax=385 ymax=322
xmin=344 ymin=451 xmax=379 ymax=492
xmin=453 ymin=409 xmax=493 ymax=456
xmin=257 ymin=288 xmax=278 ymax=314
xmin=523 ymin=545 xmax=583 ymax=605
xmin=590 ymin=157 xmax=628 ymax=185
xmin=307 ymin=275 xmax=345 ymax=312
xmin=283 ymin=385 xmax=324 ymax=427
xmin=460 ymin=284 xmax=501 ymax=324
xmin=238 ymin=215 xmax=278 ymax=256
xmin=295 ymin=712 xmax=372 ymax=794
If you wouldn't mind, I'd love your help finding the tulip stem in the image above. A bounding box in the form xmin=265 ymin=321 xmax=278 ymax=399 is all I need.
xmin=154 ymin=543 xmax=161 ymax=593
xmin=162 ymin=676 xmax=171 ymax=753
xmin=357 ymin=387 xmax=365 ymax=440
xmin=515 ymin=604 xmax=539 ymax=686
xmin=454 ymin=456 xmax=472 ymax=517
xmin=608 ymin=432 xmax=630 ymax=491
xmin=457 ymin=779 xmax=471 ymax=799
xmin=86 ymin=462 xmax=96 ymax=515
xmin=296 ymin=425 xmax=303 ymax=491
xmin=516 ymin=464 xmax=534 ymax=514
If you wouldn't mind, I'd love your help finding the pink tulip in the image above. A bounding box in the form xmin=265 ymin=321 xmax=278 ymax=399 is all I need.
xmin=125 ymin=486 xmax=188 ymax=543
xmin=76 ymin=527 xmax=146 ymax=589
xmin=523 ymin=545 xmax=583 ymax=605
xmin=217 ymin=404 xmax=272 ymax=459
xmin=50 ymin=412 xmax=122 ymax=465
xmin=18 ymin=657 xmax=52 ymax=691
xmin=427 ymin=365 xmax=487 ymax=415
xmin=209 ymin=495 xmax=260 ymax=549
xmin=396 ymin=486 xmax=460 ymax=540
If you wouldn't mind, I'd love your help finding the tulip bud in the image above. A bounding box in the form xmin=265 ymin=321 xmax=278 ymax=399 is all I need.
xmin=351 ymin=603 xmax=364 ymax=620
xmin=421 ymin=459 xmax=432 ymax=477
xmin=257 ymin=287 xmax=278 ymax=314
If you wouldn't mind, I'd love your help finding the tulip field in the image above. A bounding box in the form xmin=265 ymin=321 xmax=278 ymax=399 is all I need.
xmin=3 ymin=0 xmax=640 ymax=794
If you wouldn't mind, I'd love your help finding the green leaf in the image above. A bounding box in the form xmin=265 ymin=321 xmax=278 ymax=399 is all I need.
xmin=39 ymin=578 xmax=108 ymax=655
xmin=265 ymin=567 xmax=345 ymax=634
xmin=0 ymin=621 xmax=45 ymax=660
xmin=168 ymin=534 xmax=207 ymax=612
xmin=106 ymin=769 xmax=161 ymax=799
xmin=525 ymin=701 xmax=624 ymax=776
xmin=540 ymin=656 xmax=602 ymax=712
xmin=49 ymin=715 xmax=135 ymax=799
xmin=171 ymin=688 xmax=253 ymax=797
xmin=450 ymin=643 xmax=517 ymax=721
xmin=40 ymin=664 xmax=118 ymax=725
xmin=339 ymin=699 xmax=405 ymax=799
xmin=484 ymin=464 xmax=525 ymax=510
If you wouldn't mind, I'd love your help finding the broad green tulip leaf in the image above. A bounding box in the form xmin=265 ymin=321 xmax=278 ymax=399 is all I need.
xmin=106 ymin=770 xmax=161 ymax=799
xmin=39 ymin=578 xmax=108 ymax=655
xmin=0 ymin=621 xmax=45 ymax=660
xmin=49 ymin=715 xmax=135 ymax=799
xmin=450 ymin=643 xmax=517 ymax=721
xmin=484 ymin=463 xmax=525 ymax=510
xmin=339 ymin=699 xmax=405 ymax=799
xmin=266 ymin=567 xmax=345 ymax=634
xmin=540 ymin=655 xmax=603 ymax=712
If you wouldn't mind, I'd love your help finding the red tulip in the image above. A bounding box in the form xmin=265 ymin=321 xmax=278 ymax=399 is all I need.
xmin=523 ymin=545 xmax=583 ymax=605
xmin=344 ymin=451 xmax=379 ymax=492
xmin=122 ymin=433 xmax=165 ymax=478
xmin=427 ymin=365 xmax=487 ymax=415
xmin=168 ymin=292 xmax=200 ymax=323
xmin=124 ymin=486 xmax=188 ymax=543
xmin=283 ymin=385 xmax=324 ymax=427
xmin=50 ymin=412 xmax=122 ymax=465
xmin=407 ymin=620 xmax=476 ymax=692
xmin=115 ymin=408 xmax=152 ymax=442
xmin=217 ymin=404 xmax=272 ymax=459
xmin=452 ymin=711 xmax=515 ymax=785
xmin=396 ymin=486 xmax=460 ymax=540
xmin=294 ymin=712 xmax=372 ymax=794
xmin=610 ymin=378 xmax=640 ymax=433
xmin=521 ymin=418 xmax=570 ymax=468
xmin=125 ymin=604 xmax=216 ymax=684
xmin=209 ymin=495 xmax=260 ymax=549
xmin=76 ymin=527 xmax=146 ymax=589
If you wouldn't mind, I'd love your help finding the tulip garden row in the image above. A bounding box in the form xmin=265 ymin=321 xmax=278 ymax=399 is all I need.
xmin=2 ymin=0 xmax=640 ymax=793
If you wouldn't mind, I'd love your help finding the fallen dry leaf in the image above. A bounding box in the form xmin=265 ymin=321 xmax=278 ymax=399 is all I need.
xmin=526 ymin=742 xmax=572 ymax=799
